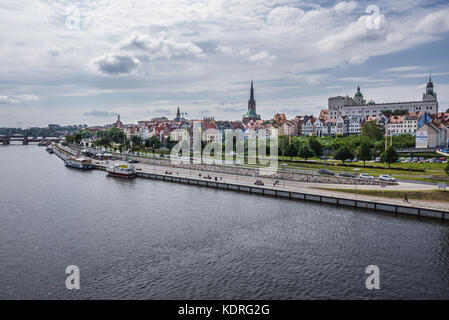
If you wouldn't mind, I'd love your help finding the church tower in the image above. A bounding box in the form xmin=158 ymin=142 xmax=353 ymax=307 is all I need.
xmin=248 ymin=80 xmax=256 ymax=112
xmin=243 ymin=81 xmax=261 ymax=122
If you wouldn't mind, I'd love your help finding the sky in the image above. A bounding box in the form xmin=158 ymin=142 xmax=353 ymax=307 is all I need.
xmin=1 ymin=0 xmax=449 ymax=128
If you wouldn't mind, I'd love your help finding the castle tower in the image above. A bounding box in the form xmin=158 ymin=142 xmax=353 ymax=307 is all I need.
xmin=423 ymin=72 xmax=437 ymax=101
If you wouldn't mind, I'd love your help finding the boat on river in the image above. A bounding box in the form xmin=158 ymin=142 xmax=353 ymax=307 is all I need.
xmin=64 ymin=157 xmax=93 ymax=170
xmin=106 ymin=163 xmax=136 ymax=178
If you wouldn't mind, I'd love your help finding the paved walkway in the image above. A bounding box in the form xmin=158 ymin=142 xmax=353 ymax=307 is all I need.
xmin=91 ymin=158 xmax=449 ymax=213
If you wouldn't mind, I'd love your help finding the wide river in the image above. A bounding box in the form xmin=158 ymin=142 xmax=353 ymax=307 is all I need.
xmin=1 ymin=145 xmax=449 ymax=299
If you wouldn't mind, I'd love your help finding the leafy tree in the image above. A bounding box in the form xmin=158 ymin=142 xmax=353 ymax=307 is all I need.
xmin=308 ymin=137 xmax=323 ymax=157
xmin=164 ymin=137 xmax=177 ymax=150
xmin=97 ymin=127 xmax=124 ymax=144
xmin=284 ymin=143 xmax=297 ymax=159
xmin=361 ymin=121 xmax=384 ymax=141
xmin=131 ymin=135 xmax=143 ymax=146
xmin=298 ymin=144 xmax=314 ymax=161
xmin=445 ymin=162 xmax=449 ymax=176
xmin=446 ymin=108 xmax=449 ymax=113
xmin=392 ymin=134 xmax=415 ymax=148
xmin=144 ymin=136 xmax=162 ymax=149
xmin=334 ymin=146 xmax=354 ymax=164
xmin=380 ymin=146 xmax=399 ymax=168
xmin=381 ymin=110 xmax=393 ymax=117
xmin=73 ymin=132 xmax=83 ymax=144
xmin=278 ymin=135 xmax=290 ymax=156
xmin=357 ymin=141 xmax=372 ymax=166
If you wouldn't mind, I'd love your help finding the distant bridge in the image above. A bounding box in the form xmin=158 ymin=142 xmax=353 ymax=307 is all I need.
xmin=0 ymin=135 xmax=62 ymax=145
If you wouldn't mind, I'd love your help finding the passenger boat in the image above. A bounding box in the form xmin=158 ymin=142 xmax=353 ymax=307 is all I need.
xmin=106 ymin=163 xmax=137 ymax=178
xmin=45 ymin=147 xmax=54 ymax=153
xmin=37 ymin=142 xmax=46 ymax=147
xmin=64 ymin=157 xmax=93 ymax=170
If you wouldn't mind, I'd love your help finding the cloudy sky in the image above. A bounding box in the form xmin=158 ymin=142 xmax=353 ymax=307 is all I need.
xmin=1 ymin=0 xmax=449 ymax=127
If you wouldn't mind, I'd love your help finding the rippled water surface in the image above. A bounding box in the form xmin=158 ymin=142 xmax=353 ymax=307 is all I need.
xmin=1 ymin=145 xmax=449 ymax=299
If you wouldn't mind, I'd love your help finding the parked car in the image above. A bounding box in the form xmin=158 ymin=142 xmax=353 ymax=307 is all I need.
xmin=319 ymin=169 xmax=335 ymax=176
xmin=375 ymin=157 xmax=381 ymax=163
xmin=352 ymin=158 xmax=358 ymax=162
xmin=339 ymin=172 xmax=356 ymax=178
xmin=378 ymin=174 xmax=396 ymax=182
xmin=359 ymin=173 xmax=374 ymax=180
xmin=127 ymin=159 xmax=139 ymax=163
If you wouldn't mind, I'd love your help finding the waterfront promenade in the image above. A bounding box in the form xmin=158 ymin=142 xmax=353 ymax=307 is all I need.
xmin=54 ymin=144 xmax=449 ymax=220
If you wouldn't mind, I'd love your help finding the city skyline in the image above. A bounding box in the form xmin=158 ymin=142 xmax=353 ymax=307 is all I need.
xmin=1 ymin=0 xmax=449 ymax=127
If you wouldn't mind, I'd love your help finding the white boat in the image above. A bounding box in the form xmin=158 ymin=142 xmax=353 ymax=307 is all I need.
xmin=106 ymin=163 xmax=136 ymax=178
xmin=65 ymin=157 xmax=93 ymax=170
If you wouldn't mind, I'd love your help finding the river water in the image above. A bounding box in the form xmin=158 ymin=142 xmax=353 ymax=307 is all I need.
xmin=1 ymin=145 xmax=449 ymax=299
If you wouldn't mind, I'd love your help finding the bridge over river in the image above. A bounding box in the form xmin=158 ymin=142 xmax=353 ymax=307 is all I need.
xmin=0 ymin=134 xmax=62 ymax=145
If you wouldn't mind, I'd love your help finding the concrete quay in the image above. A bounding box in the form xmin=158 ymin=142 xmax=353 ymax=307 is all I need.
xmin=54 ymin=144 xmax=449 ymax=222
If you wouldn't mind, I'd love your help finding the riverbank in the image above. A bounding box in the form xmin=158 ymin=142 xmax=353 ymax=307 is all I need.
xmin=315 ymin=188 xmax=449 ymax=202
xmin=53 ymin=144 xmax=449 ymax=221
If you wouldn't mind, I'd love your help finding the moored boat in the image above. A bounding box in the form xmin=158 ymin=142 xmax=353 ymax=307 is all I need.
xmin=64 ymin=157 xmax=93 ymax=170
xmin=106 ymin=163 xmax=136 ymax=178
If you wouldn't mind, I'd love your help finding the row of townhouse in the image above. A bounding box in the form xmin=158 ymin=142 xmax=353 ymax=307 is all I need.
xmin=117 ymin=110 xmax=449 ymax=146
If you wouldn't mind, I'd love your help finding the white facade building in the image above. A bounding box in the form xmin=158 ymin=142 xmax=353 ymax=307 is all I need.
xmin=328 ymin=77 xmax=438 ymax=120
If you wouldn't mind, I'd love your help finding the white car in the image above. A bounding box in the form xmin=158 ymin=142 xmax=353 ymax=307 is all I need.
xmin=378 ymin=174 xmax=396 ymax=182
xmin=359 ymin=173 xmax=374 ymax=180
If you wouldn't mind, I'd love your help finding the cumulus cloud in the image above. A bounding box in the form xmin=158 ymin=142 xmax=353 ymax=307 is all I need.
xmin=216 ymin=45 xmax=233 ymax=56
xmin=248 ymin=51 xmax=278 ymax=65
xmin=116 ymin=32 xmax=204 ymax=60
xmin=92 ymin=53 xmax=141 ymax=75
xmin=83 ymin=110 xmax=118 ymax=117
xmin=1 ymin=0 xmax=449 ymax=125
xmin=0 ymin=95 xmax=39 ymax=104
xmin=333 ymin=1 xmax=358 ymax=13
xmin=267 ymin=6 xmax=304 ymax=25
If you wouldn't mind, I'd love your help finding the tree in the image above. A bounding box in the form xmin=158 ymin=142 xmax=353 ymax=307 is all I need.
xmin=131 ymin=135 xmax=143 ymax=146
xmin=278 ymin=135 xmax=290 ymax=156
xmin=144 ymin=136 xmax=161 ymax=149
xmin=361 ymin=121 xmax=384 ymax=141
xmin=97 ymin=127 xmax=124 ymax=144
xmin=445 ymin=162 xmax=449 ymax=176
xmin=381 ymin=146 xmax=399 ymax=168
xmin=284 ymin=143 xmax=297 ymax=159
xmin=308 ymin=137 xmax=323 ymax=157
xmin=446 ymin=108 xmax=449 ymax=113
xmin=357 ymin=141 xmax=372 ymax=166
xmin=334 ymin=146 xmax=354 ymax=164
xmin=298 ymin=144 xmax=314 ymax=161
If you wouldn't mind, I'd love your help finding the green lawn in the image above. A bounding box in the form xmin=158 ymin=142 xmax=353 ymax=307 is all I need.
xmin=314 ymin=188 xmax=449 ymax=202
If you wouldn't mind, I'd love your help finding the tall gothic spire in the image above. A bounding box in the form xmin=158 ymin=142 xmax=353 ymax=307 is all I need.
xmin=248 ymin=80 xmax=255 ymax=108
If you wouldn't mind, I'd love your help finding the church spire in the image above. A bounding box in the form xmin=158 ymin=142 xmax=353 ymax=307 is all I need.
xmin=248 ymin=80 xmax=255 ymax=108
